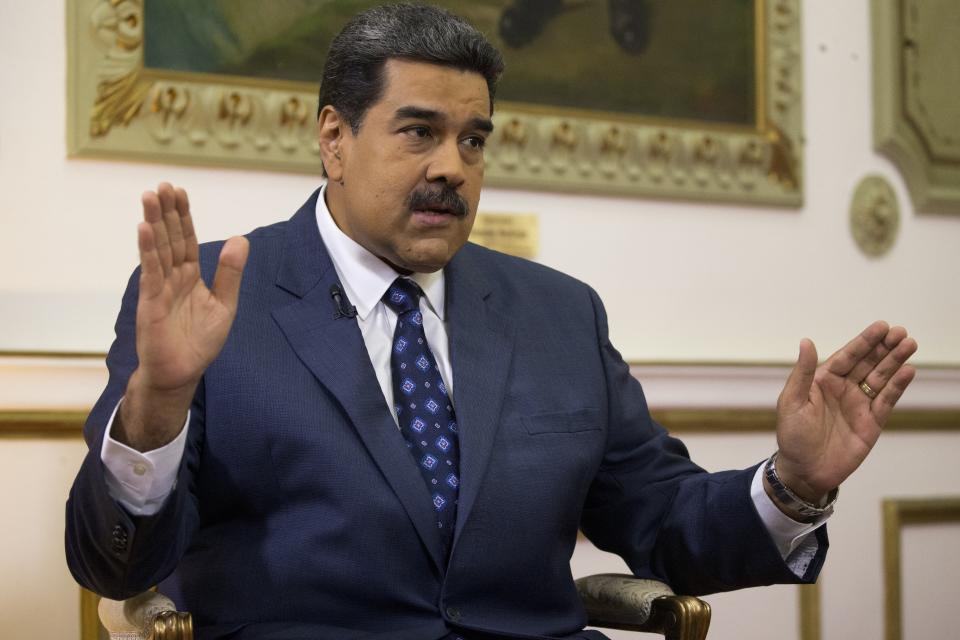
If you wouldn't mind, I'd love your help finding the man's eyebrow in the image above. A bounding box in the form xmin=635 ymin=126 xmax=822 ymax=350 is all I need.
xmin=393 ymin=106 xmax=444 ymax=123
xmin=393 ymin=106 xmax=494 ymax=133
xmin=468 ymin=116 xmax=495 ymax=134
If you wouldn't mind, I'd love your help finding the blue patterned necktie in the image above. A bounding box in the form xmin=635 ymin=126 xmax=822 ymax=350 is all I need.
xmin=382 ymin=278 xmax=460 ymax=552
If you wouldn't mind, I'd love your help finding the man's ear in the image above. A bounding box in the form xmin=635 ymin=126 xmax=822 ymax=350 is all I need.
xmin=318 ymin=105 xmax=347 ymax=182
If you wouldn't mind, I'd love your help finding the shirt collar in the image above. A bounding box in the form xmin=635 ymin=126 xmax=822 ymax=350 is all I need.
xmin=314 ymin=184 xmax=445 ymax=321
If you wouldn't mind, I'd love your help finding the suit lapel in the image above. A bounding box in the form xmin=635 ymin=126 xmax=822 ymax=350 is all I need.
xmin=444 ymin=247 xmax=516 ymax=550
xmin=270 ymin=191 xmax=445 ymax=572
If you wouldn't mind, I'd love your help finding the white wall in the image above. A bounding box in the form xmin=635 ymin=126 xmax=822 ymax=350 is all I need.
xmin=0 ymin=0 xmax=958 ymax=362
xmin=0 ymin=437 xmax=88 ymax=638
xmin=0 ymin=1 xmax=958 ymax=639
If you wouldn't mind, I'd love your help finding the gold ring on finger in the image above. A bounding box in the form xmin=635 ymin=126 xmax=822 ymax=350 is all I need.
xmin=858 ymin=380 xmax=878 ymax=399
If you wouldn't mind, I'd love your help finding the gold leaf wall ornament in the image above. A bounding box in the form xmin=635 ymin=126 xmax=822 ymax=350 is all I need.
xmin=735 ymin=138 xmax=769 ymax=190
xmin=600 ymin=126 xmax=627 ymax=156
xmin=214 ymin=91 xmax=254 ymax=149
xmin=643 ymin=130 xmax=671 ymax=185
xmin=89 ymin=69 xmax=151 ymax=137
xmin=88 ymin=0 xmax=151 ymax=137
xmin=765 ymin=125 xmax=799 ymax=190
xmin=501 ymin=118 xmax=529 ymax=148
xmin=547 ymin=120 xmax=579 ymax=175
xmin=551 ymin=121 xmax=578 ymax=152
xmin=769 ymin=47 xmax=799 ymax=120
xmin=494 ymin=118 xmax=530 ymax=171
xmin=690 ymin=135 xmax=735 ymax=189
xmin=597 ymin=126 xmax=627 ymax=179
xmin=148 ymin=84 xmax=190 ymax=144
xmin=646 ymin=130 xmax=691 ymax=187
xmin=769 ymin=0 xmax=798 ymax=36
xmin=277 ymin=96 xmax=312 ymax=153
xmin=68 ymin=0 xmax=805 ymax=203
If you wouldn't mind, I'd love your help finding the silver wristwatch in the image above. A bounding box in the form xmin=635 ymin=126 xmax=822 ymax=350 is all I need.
xmin=763 ymin=452 xmax=838 ymax=522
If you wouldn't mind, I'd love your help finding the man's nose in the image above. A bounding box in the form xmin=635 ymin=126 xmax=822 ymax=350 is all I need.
xmin=425 ymin=139 xmax=467 ymax=187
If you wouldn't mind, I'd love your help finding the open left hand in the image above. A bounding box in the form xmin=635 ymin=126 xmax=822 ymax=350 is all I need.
xmin=773 ymin=321 xmax=917 ymax=502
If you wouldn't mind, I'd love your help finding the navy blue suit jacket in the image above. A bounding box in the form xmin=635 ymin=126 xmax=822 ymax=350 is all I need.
xmin=66 ymin=190 xmax=826 ymax=639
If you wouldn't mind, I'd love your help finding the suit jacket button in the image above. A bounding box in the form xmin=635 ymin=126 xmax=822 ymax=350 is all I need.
xmin=111 ymin=524 xmax=129 ymax=552
xmin=446 ymin=607 xmax=462 ymax=622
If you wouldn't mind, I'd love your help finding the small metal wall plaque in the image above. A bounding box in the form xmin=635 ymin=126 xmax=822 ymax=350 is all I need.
xmin=850 ymin=175 xmax=900 ymax=257
xmin=470 ymin=213 xmax=539 ymax=259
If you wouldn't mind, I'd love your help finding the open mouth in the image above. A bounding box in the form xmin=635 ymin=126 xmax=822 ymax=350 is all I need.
xmin=412 ymin=208 xmax=456 ymax=223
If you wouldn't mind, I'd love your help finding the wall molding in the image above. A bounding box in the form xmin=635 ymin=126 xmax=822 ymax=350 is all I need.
xmin=882 ymin=496 xmax=960 ymax=640
xmin=2 ymin=407 xmax=956 ymax=438
xmin=872 ymin=0 xmax=960 ymax=213
xmin=0 ymin=410 xmax=88 ymax=438
xmin=1 ymin=357 xmax=957 ymax=435
xmin=799 ymin=582 xmax=821 ymax=640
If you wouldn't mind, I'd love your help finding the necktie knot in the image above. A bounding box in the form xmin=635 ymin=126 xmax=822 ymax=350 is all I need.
xmin=383 ymin=278 xmax=422 ymax=315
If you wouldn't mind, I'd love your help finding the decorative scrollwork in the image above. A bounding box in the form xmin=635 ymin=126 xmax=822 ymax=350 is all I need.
xmin=765 ymin=125 xmax=799 ymax=190
xmin=600 ymin=126 xmax=626 ymax=156
xmin=547 ymin=121 xmax=579 ymax=174
xmin=148 ymin=84 xmax=189 ymax=143
xmin=211 ymin=90 xmax=253 ymax=148
xmin=551 ymin=121 xmax=578 ymax=152
xmin=769 ymin=0 xmax=798 ymax=33
xmin=277 ymin=96 xmax=312 ymax=153
xmin=495 ymin=118 xmax=529 ymax=170
xmin=597 ymin=126 xmax=628 ymax=179
xmin=501 ymin=117 xmax=528 ymax=148
xmin=690 ymin=135 xmax=730 ymax=187
xmin=735 ymin=138 xmax=768 ymax=190
xmin=644 ymin=130 xmax=681 ymax=184
xmin=89 ymin=0 xmax=151 ymax=136
xmin=71 ymin=0 xmax=804 ymax=204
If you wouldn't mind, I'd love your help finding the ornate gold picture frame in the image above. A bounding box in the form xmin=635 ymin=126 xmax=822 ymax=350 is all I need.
xmin=67 ymin=0 xmax=803 ymax=206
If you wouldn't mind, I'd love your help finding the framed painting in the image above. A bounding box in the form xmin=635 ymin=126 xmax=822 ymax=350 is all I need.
xmin=67 ymin=0 xmax=804 ymax=205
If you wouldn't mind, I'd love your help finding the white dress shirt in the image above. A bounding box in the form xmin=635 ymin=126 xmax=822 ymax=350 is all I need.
xmin=100 ymin=185 xmax=825 ymax=574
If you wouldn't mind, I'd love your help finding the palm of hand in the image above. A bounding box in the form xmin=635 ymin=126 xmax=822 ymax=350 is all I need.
xmin=136 ymin=260 xmax=236 ymax=392
xmin=774 ymin=324 xmax=917 ymax=500
xmin=134 ymin=184 xmax=249 ymax=394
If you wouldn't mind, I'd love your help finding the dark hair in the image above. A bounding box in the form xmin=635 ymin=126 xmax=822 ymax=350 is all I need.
xmin=318 ymin=3 xmax=505 ymax=132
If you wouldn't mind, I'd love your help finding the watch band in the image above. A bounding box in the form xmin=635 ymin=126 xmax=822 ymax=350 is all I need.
xmin=764 ymin=452 xmax=837 ymax=522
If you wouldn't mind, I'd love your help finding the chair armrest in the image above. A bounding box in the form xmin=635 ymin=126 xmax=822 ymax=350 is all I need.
xmin=98 ymin=591 xmax=193 ymax=640
xmin=575 ymin=573 xmax=711 ymax=640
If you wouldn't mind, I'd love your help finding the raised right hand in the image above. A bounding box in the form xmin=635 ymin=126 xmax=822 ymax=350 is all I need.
xmin=115 ymin=183 xmax=249 ymax=451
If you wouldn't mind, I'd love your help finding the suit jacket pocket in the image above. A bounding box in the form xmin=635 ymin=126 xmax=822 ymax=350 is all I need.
xmin=521 ymin=408 xmax=602 ymax=435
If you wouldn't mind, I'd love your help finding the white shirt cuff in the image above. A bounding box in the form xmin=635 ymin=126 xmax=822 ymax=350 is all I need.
xmin=99 ymin=400 xmax=190 ymax=516
xmin=750 ymin=463 xmax=829 ymax=575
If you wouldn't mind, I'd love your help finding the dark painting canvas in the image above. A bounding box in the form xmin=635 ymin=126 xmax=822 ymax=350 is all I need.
xmin=144 ymin=0 xmax=756 ymax=126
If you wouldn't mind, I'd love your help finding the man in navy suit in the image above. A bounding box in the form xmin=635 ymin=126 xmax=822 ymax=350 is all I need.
xmin=66 ymin=5 xmax=918 ymax=639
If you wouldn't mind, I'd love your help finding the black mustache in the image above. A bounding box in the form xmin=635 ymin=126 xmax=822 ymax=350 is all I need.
xmin=407 ymin=186 xmax=468 ymax=218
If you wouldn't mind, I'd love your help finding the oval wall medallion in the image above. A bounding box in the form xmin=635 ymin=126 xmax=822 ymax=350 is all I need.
xmin=850 ymin=175 xmax=900 ymax=257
